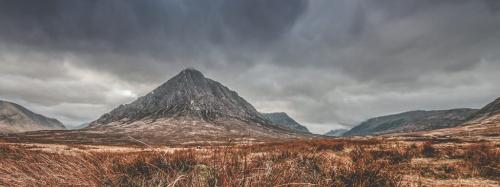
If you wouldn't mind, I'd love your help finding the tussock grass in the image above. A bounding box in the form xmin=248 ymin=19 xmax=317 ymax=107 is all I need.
xmin=0 ymin=139 xmax=498 ymax=186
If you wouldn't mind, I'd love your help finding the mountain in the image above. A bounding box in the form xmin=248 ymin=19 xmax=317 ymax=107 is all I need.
xmin=344 ymin=108 xmax=478 ymax=136
xmin=0 ymin=100 xmax=65 ymax=133
xmin=467 ymin=97 xmax=500 ymax=121
xmin=67 ymin=123 xmax=89 ymax=130
xmin=261 ymin=112 xmax=309 ymax=133
xmin=324 ymin=129 xmax=348 ymax=137
xmin=420 ymin=97 xmax=500 ymax=137
xmin=86 ymin=69 xmax=303 ymax=143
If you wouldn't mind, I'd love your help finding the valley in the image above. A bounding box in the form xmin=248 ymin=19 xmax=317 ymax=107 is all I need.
xmin=0 ymin=69 xmax=498 ymax=186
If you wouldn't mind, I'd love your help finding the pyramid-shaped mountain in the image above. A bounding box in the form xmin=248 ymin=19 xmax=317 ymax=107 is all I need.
xmin=87 ymin=69 xmax=302 ymax=143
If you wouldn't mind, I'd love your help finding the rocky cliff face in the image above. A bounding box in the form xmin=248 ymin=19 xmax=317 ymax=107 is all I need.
xmin=0 ymin=100 xmax=65 ymax=133
xmin=86 ymin=69 xmax=302 ymax=143
xmin=344 ymin=108 xmax=478 ymax=136
xmin=261 ymin=112 xmax=309 ymax=133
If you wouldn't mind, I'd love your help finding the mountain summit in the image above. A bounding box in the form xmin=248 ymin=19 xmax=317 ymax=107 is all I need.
xmin=93 ymin=68 xmax=268 ymax=125
xmin=87 ymin=68 xmax=301 ymax=143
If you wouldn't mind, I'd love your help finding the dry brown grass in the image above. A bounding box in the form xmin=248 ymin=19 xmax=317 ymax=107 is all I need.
xmin=0 ymin=138 xmax=498 ymax=187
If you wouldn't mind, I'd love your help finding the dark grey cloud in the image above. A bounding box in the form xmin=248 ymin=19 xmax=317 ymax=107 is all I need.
xmin=0 ymin=0 xmax=499 ymax=133
xmin=0 ymin=0 xmax=307 ymax=53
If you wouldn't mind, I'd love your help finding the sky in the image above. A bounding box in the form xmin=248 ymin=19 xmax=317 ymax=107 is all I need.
xmin=1 ymin=0 xmax=500 ymax=133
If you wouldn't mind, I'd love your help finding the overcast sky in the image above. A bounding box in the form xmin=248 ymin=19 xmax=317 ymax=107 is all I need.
xmin=1 ymin=0 xmax=499 ymax=133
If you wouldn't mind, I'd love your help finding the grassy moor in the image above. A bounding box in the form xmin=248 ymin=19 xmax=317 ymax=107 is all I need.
xmin=0 ymin=137 xmax=498 ymax=186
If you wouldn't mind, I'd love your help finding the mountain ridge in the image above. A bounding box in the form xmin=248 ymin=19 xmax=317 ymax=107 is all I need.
xmin=261 ymin=112 xmax=310 ymax=133
xmin=414 ymin=97 xmax=500 ymax=137
xmin=344 ymin=108 xmax=478 ymax=136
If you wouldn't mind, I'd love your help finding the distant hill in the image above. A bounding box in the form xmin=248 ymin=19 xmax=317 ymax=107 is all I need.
xmin=344 ymin=108 xmax=478 ymax=136
xmin=0 ymin=100 xmax=65 ymax=133
xmin=261 ymin=112 xmax=309 ymax=133
xmin=324 ymin=129 xmax=348 ymax=137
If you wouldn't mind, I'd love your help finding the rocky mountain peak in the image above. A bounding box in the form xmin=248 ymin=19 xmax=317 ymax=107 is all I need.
xmin=168 ymin=68 xmax=206 ymax=86
xmin=91 ymin=68 xmax=269 ymax=125
xmin=84 ymin=69 xmax=309 ymax=143
xmin=179 ymin=68 xmax=205 ymax=78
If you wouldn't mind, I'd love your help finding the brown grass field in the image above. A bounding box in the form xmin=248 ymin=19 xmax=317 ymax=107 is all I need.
xmin=0 ymin=136 xmax=498 ymax=187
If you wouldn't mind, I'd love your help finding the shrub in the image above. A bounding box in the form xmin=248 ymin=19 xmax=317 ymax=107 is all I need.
xmin=463 ymin=143 xmax=499 ymax=179
xmin=422 ymin=142 xmax=437 ymax=157
xmin=371 ymin=149 xmax=411 ymax=164
xmin=330 ymin=146 xmax=401 ymax=187
xmin=316 ymin=142 xmax=345 ymax=152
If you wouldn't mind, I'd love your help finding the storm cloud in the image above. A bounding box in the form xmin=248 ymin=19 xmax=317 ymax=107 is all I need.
xmin=0 ymin=0 xmax=499 ymax=133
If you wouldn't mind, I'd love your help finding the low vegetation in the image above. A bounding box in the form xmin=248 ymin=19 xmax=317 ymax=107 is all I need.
xmin=0 ymin=138 xmax=498 ymax=186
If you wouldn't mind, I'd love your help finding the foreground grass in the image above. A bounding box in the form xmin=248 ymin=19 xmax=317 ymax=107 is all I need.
xmin=0 ymin=139 xmax=498 ymax=186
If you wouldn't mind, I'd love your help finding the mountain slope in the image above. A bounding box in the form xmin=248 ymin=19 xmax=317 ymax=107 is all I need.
xmin=467 ymin=97 xmax=500 ymax=121
xmin=67 ymin=123 xmax=89 ymax=130
xmin=420 ymin=97 xmax=500 ymax=138
xmin=344 ymin=108 xmax=478 ymax=136
xmin=261 ymin=112 xmax=309 ymax=133
xmin=324 ymin=129 xmax=348 ymax=137
xmin=86 ymin=69 xmax=303 ymax=143
xmin=0 ymin=100 xmax=65 ymax=133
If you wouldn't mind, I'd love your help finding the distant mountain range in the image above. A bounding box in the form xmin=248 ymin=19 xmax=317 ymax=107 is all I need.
xmin=1 ymin=68 xmax=498 ymax=141
xmin=85 ymin=69 xmax=306 ymax=143
xmin=324 ymin=129 xmax=348 ymax=137
xmin=343 ymin=108 xmax=478 ymax=136
xmin=261 ymin=112 xmax=309 ymax=133
xmin=67 ymin=123 xmax=89 ymax=130
xmin=0 ymin=100 xmax=65 ymax=133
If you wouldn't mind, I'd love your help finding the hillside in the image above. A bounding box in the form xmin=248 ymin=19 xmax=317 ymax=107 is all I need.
xmin=467 ymin=97 xmax=500 ymax=121
xmin=324 ymin=129 xmax=348 ymax=137
xmin=0 ymin=100 xmax=65 ymax=133
xmin=344 ymin=109 xmax=478 ymax=136
xmin=261 ymin=112 xmax=309 ymax=133
xmin=421 ymin=97 xmax=500 ymax=138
